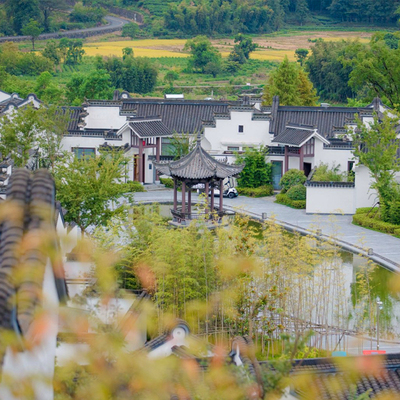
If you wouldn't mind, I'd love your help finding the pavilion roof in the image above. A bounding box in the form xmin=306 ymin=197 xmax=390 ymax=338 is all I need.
xmin=154 ymin=136 xmax=244 ymax=180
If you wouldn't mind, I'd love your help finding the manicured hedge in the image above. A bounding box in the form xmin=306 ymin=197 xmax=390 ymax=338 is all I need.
xmin=237 ymin=185 xmax=274 ymax=197
xmin=275 ymin=193 xmax=306 ymax=209
xmin=353 ymin=211 xmax=400 ymax=235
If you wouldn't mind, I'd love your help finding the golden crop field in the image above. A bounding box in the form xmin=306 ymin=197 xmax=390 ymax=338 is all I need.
xmin=83 ymin=32 xmax=371 ymax=61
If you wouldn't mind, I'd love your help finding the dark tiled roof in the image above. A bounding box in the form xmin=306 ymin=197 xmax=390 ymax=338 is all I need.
xmin=61 ymin=106 xmax=83 ymax=131
xmin=289 ymin=354 xmax=400 ymax=399
xmin=120 ymin=99 xmax=240 ymax=134
xmin=154 ymin=137 xmax=244 ymax=180
xmin=0 ymin=169 xmax=67 ymax=341
xmin=129 ymin=118 xmax=173 ymax=138
xmin=270 ymin=106 xmax=369 ymax=138
xmin=272 ymin=124 xmax=315 ymax=147
xmin=265 ymin=96 xmax=378 ymax=138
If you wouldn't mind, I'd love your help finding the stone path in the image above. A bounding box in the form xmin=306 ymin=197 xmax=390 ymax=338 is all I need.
xmin=134 ymin=189 xmax=400 ymax=272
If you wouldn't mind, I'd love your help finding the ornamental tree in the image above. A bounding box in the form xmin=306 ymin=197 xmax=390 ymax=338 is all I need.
xmin=235 ymin=146 xmax=272 ymax=188
xmin=350 ymin=112 xmax=400 ymax=219
xmin=53 ymin=150 xmax=133 ymax=233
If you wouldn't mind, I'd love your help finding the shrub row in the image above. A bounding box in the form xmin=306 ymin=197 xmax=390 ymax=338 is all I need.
xmin=353 ymin=212 xmax=400 ymax=235
xmin=275 ymin=193 xmax=306 ymax=209
xmin=237 ymin=185 xmax=274 ymax=197
xmin=121 ymin=181 xmax=146 ymax=193
xmin=160 ymin=177 xmax=174 ymax=188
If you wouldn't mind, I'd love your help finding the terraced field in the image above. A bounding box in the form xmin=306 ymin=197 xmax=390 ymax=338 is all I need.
xmin=84 ymin=31 xmax=372 ymax=61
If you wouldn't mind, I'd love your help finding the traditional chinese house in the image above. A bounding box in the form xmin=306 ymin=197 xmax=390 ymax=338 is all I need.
xmin=154 ymin=135 xmax=244 ymax=226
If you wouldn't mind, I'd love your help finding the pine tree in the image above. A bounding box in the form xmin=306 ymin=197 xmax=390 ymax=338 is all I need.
xmin=296 ymin=0 xmax=309 ymax=25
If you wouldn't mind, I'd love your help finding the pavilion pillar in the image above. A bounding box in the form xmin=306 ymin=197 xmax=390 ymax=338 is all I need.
xmin=173 ymin=179 xmax=178 ymax=211
xmin=182 ymin=181 xmax=186 ymax=214
xmin=219 ymin=180 xmax=223 ymax=214
xmin=299 ymin=146 xmax=304 ymax=171
xmin=284 ymin=146 xmax=289 ymax=173
xmin=205 ymin=181 xmax=209 ymax=215
xmin=139 ymin=139 xmax=144 ymax=183
xmin=188 ymin=187 xmax=192 ymax=218
xmin=210 ymin=184 xmax=215 ymax=214
xmin=156 ymin=137 xmax=161 ymax=180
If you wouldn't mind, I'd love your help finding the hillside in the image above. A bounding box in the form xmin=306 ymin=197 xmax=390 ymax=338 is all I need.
xmin=136 ymin=0 xmax=400 ymax=36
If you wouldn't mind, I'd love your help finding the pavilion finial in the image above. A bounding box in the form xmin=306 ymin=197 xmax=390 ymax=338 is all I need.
xmin=196 ymin=132 xmax=202 ymax=144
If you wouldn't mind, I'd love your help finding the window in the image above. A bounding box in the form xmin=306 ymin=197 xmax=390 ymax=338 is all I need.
xmin=72 ymin=148 xmax=96 ymax=159
xmin=227 ymin=146 xmax=239 ymax=151
xmin=238 ymin=125 xmax=244 ymax=133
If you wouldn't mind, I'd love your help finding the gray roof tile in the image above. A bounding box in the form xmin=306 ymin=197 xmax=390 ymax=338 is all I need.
xmin=121 ymin=99 xmax=241 ymax=134
xmin=154 ymin=137 xmax=244 ymax=180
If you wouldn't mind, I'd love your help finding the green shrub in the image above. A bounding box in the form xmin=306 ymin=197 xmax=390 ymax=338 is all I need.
xmin=275 ymin=193 xmax=306 ymax=209
xmin=355 ymin=207 xmax=372 ymax=214
xmin=279 ymin=169 xmax=306 ymax=193
xmin=286 ymin=184 xmax=306 ymax=201
xmin=389 ymin=200 xmax=400 ymax=225
xmin=237 ymin=185 xmax=274 ymax=197
xmin=160 ymin=177 xmax=174 ymax=188
xmin=311 ymin=163 xmax=352 ymax=182
xmin=352 ymin=213 xmax=399 ymax=234
xmin=121 ymin=180 xmax=145 ymax=193
xmin=395 ymin=228 xmax=400 ymax=237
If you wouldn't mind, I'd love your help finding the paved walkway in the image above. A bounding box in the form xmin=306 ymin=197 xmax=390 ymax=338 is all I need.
xmin=133 ymin=189 xmax=400 ymax=272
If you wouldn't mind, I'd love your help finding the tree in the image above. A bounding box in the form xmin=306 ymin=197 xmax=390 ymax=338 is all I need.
xmin=122 ymin=47 xmax=134 ymax=60
xmin=66 ymin=70 xmax=113 ymax=105
xmin=34 ymin=71 xmax=64 ymax=104
xmin=42 ymin=40 xmax=61 ymax=65
xmin=298 ymin=69 xmax=319 ymax=106
xmin=350 ymin=112 xmax=400 ymax=220
xmin=306 ymin=39 xmax=359 ymax=102
xmin=184 ymin=36 xmax=222 ymax=74
xmin=22 ymin=19 xmax=43 ymax=51
xmin=122 ymin=22 xmax=139 ymax=39
xmin=54 ymin=150 xmax=133 ymax=233
xmin=6 ymin=0 xmax=41 ymax=35
xmin=167 ymin=132 xmax=195 ymax=160
xmin=263 ymin=56 xmax=318 ymax=106
xmin=164 ymin=70 xmax=179 ymax=87
xmin=348 ymin=33 xmax=400 ymax=110
xmin=228 ymin=34 xmax=257 ymax=65
xmin=235 ymin=146 xmax=272 ymax=188
xmin=295 ymin=48 xmax=309 ymax=66
xmin=0 ymin=104 xmax=68 ymax=169
xmin=39 ymin=0 xmax=68 ymax=32
xmin=295 ymin=0 xmax=309 ymax=25
xmin=65 ymin=39 xmax=85 ymax=65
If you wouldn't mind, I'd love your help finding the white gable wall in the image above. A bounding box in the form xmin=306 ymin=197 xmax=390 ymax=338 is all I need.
xmin=0 ymin=91 xmax=11 ymax=103
xmin=84 ymin=106 xmax=126 ymax=130
xmin=203 ymin=111 xmax=271 ymax=154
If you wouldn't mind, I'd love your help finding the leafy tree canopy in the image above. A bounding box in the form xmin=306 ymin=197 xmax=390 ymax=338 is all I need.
xmin=184 ymin=36 xmax=222 ymax=74
xmin=263 ymin=56 xmax=318 ymax=106
xmin=235 ymin=146 xmax=272 ymax=188
xmin=54 ymin=150 xmax=133 ymax=232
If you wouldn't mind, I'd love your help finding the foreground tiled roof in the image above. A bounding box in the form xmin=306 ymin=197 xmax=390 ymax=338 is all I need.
xmin=154 ymin=136 xmax=244 ymax=180
xmin=286 ymin=353 xmax=400 ymax=399
xmin=120 ymin=99 xmax=240 ymax=134
xmin=0 ymin=169 xmax=67 ymax=344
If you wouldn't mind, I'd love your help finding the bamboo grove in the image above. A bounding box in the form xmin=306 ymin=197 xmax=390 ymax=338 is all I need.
xmin=90 ymin=204 xmax=389 ymax=358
